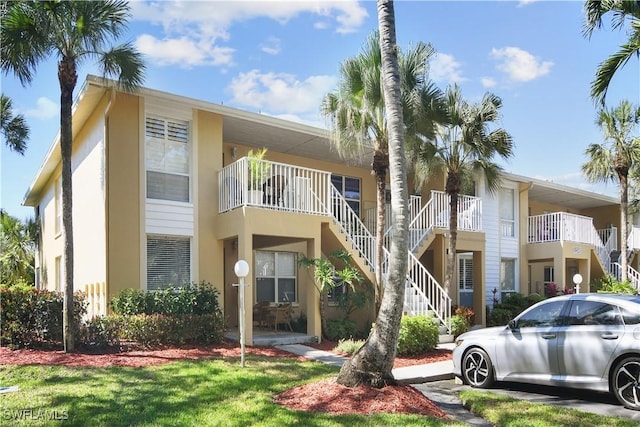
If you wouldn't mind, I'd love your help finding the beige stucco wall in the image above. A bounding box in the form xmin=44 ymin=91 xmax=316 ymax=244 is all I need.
xmin=195 ymin=110 xmax=224 ymax=296
xmin=36 ymin=172 xmax=62 ymax=290
xmin=106 ymin=93 xmax=141 ymax=301
xmin=72 ymin=95 xmax=109 ymax=292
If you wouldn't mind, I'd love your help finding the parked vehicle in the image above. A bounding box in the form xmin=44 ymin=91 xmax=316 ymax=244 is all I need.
xmin=453 ymin=293 xmax=640 ymax=410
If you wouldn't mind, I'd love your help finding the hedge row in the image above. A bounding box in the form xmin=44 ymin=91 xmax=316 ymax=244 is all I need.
xmin=1 ymin=283 xmax=225 ymax=349
xmin=0 ymin=284 xmax=87 ymax=348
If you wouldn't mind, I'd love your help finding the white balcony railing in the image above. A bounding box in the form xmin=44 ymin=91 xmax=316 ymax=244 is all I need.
xmin=218 ymin=157 xmax=331 ymax=215
xmin=527 ymin=212 xmax=602 ymax=245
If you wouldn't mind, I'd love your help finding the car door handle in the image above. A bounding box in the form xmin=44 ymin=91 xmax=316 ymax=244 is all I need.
xmin=601 ymin=333 xmax=619 ymax=340
xmin=542 ymin=334 xmax=556 ymax=339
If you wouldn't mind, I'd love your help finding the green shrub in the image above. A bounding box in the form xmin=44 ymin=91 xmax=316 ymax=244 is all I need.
xmin=397 ymin=315 xmax=439 ymax=356
xmin=81 ymin=316 xmax=122 ymax=348
xmin=448 ymin=315 xmax=468 ymax=339
xmin=487 ymin=292 xmax=544 ymax=326
xmin=0 ymin=284 xmax=86 ymax=348
xmin=334 ymin=338 xmax=364 ymax=355
xmin=116 ymin=313 xmax=224 ymax=347
xmin=110 ymin=282 xmax=222 ymax=316
xmin=596 ymin=275 xmax=637 ymax=294
xmin=325 ymin=318 xmax=358 ymax=341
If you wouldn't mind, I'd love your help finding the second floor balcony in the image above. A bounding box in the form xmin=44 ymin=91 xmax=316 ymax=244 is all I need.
xmin=527 ymin=212 xmax=606 ymax=246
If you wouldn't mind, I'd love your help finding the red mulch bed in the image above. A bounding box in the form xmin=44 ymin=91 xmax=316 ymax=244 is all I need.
xmin=0 ymin=340 xmax=452 ymax=418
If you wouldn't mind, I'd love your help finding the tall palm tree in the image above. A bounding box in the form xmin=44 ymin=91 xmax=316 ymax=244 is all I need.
xmin=583 ymin=0 xmax=640 ymax=105
xmin=413 ymin=84 xmax=514 ymax=297
xmin=0 ymin=94 xmax=29 ymax=155
xmin=322 ymin=30 xmax=442 ymax=311
xmin=337 ymin=0 xmax=410 ymax=388
xmin=583 ymin=100 xmax=640 ymax=282
xmin=0 ymin=209 xmax=36 ymax=285
xmin=1 ymin=0 xmax=145 ymax=351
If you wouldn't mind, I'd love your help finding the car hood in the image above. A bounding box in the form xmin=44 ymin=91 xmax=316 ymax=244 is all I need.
xmin=457 ymin=326 xmax=507 ymax=340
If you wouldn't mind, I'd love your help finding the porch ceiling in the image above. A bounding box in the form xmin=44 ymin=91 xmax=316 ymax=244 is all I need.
xmin=222 ymin=115 xmax=372 ymax=168
xmin=527 ymin=183 xmax=617 ymax=210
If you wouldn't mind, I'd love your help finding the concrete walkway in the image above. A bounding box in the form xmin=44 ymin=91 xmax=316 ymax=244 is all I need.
xmin=275 ymin=342 xmax=492 ymax=426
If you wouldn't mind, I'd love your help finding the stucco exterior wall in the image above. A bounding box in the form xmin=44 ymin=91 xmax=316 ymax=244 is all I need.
xmin=106 ymin=93 xmax=141 ymax=301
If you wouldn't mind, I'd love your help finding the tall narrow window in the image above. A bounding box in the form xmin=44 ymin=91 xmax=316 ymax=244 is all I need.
xmin=500 ymin=258 xmax=516 ymax=297
xmin=458 ymin=254 xmax=473 ymax=291
xmin=331 ymin=175 xmax=361 ymax=216
xmin=499 ymin=188 xmax=515 ymax=237
xmin=147 ymin=235 xmax=191 ymax=290
xmin=145 ymin=116 xmax=191 ymax=203
xmin=55 ymin=177 xmax=62 ymax=235
xmin=255 ymin=251 xmax=297 ymax=303
xmin=55 ymin=256 xmax=62 ymax=292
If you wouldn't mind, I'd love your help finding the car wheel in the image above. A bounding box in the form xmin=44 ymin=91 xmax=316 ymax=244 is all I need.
xmin=612 ymin=357 xmax=640 ymax=410
xmin=462 ymin=347 xmax=494 ymax=388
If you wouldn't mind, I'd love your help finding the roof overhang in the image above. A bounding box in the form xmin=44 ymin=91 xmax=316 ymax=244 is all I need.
xmin=504 ymin=172 xmax=619 ymax=210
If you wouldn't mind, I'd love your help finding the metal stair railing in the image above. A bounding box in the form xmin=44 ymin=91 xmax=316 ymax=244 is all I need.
xmin=330 ymin=185 xmax=451 ymax=330
xmin=610 ymin=262 xmax=640 ymax=290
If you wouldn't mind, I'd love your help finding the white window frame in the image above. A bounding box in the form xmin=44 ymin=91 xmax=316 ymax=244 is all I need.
xmin=500 ymin=187 xmax=515 ymax=238
xmin=145 ymin=115 xmax=192 ymax=203
xmin=458 ymin=254 xmax=474 ymax=292
xmin=500 ymin=258 xmax=516 ymax=297
xmin=55 ymin=256 xmax=62 ymax=292
xmin=146 ymin=235 xmax=192 ymax=291
xmin=55 ymin=177 xmax=62 ymax=236
xmin=255 ymin=251 xmax=297 ymax=303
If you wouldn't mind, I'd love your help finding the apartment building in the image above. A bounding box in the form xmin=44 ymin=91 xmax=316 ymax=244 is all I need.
xmin=24 ymin=75 xmax=632 ymax=344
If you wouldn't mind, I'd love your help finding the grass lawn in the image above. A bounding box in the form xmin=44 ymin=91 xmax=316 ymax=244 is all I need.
xmin=460 ymin=390 xmax=639 ymax=427
xmin=0 ymin=354 xmax=459 ymax=427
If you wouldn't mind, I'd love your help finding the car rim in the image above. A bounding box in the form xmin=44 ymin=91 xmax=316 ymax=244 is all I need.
xmin=465 ymin=351 xmax=489 ymax=386
xmin=615 ymin=360 xmax=640 ymax=408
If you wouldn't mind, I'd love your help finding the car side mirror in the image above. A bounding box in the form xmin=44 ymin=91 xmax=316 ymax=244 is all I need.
xmin=508 ymin=319 xmax=518 ymax=330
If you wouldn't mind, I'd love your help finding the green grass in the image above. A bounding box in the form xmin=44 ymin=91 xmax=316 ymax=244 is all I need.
xmin=460 ymin=390 xmax=638 ymax=427
xmin=0 ymin=354 xmax=459 ymax=427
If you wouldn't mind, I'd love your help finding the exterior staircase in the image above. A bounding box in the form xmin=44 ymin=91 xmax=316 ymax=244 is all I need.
xmin=329 ymin=186 xmax=453 ymax=331
xmin=610 ymin=226 xmax=640 ymax=290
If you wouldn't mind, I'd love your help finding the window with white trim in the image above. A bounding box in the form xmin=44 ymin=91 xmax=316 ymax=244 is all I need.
xmin=55 ymin=256 xmax=62 ymax=292
xmin=147 ymin=235 xmax=191 ymax=291
xmin=255 ymin=251 xmax=297 ymax=303
xmin=458 ymin=254 xmax=473 ymax=291
xmin=500 ymin=258 xmax=516 ymax=297
xmin=331 ymin=175 xmax=361 ymax=216
xmin=500 ymin=188 xmax=515 ymax=237
xmin=55 ymin=177 xmax=62 ymax=235
xmin=145 ymin=116 xmax=191 ymax=203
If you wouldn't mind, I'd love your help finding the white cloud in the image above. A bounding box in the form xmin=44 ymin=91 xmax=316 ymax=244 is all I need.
xmin=228 ymin=70 xmax=337 ymax=114
xmin=261 ymin=37 xmax=281 ymax=55
xmin=481 ymin=77 xmax=497 ymax=88
xmin=429 ymin=53 xmax=466 ymax=84
xmin=130 ymin=1 xmax=367 ymax=67
xmin=517 ymin=0 xmax=538 ymax=7
xmin=136 ymin=34 xmax=235 ymax=68
xmin=490 ymin=47 xmax=553 ymax=82
xmin=24 ymin=97 xmax=57 ymax=120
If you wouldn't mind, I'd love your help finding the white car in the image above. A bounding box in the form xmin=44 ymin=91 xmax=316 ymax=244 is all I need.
xmin=452 ymin=293 xmax=640 ymax=410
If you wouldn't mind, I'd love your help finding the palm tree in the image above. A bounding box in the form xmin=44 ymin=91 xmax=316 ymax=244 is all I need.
xmin=413 ymin=84 xmax=514 ymax=298
xmin=583 ymin=0 xmax=640 ymax=105
xmin=1 ymin=0 xmax=145 ymax=352
xmin=0 ymin=210 xmax=37 ymax=285
xmin=322 ymin=30 xmax=442 ymax=311
xmin=336 ymin=0 xmax=410 ymax=388
xmin=583 ymin=100 xmax=640 ymax=282
xmin=1 ymin=94 xmax=29 ymax=155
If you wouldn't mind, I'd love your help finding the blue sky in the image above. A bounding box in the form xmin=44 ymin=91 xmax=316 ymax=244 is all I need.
xmin=1 ymin=0 xmax=638 ymax=220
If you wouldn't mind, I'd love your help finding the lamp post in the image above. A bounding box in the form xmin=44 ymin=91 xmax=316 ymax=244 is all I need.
xmin=234 ymin=260 xmax=249 ymax=367
xmin=573 ymin=273 xmax=583 ymax=294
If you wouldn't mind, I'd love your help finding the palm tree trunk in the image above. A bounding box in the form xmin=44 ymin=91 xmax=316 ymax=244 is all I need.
xmin=337 ymin=0 xmax=408 ymax=388
xmin=375 ymin=170 xmax=386 ymax=312
xmin=445 ymin=191 xmax=459 ymax=296
xmin=620 ymin=173 xmax=629 ymax=282
xmin=59 ymin=57 xmax=77 ymax=352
